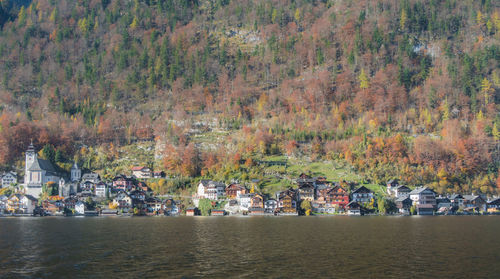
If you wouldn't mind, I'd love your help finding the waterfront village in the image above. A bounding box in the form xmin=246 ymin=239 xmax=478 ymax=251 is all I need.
xmin=1 ymin=143 xmax=500 ymax=217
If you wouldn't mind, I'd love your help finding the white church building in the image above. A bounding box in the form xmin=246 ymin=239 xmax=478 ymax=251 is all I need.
xmin=24 ymin=142 xmax=61 ymax=197
xmin=24 ymin=142 xmax=83 ymax=198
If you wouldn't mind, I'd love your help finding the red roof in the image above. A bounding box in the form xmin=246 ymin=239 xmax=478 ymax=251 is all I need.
xmin=131 ymin=166 xmax=147 ymax=171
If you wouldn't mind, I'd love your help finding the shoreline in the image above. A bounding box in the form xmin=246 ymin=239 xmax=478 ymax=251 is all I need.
xmin=1 ymin=212 xmax=497 ymax=218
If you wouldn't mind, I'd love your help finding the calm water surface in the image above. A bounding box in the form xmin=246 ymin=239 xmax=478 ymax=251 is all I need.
xmin=0 ymin=216 xmax=499 ymax=278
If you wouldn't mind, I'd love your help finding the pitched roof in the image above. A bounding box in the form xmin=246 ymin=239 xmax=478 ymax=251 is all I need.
xmin=278 ymin=188 xmax=297 ymax=199
xmin=316 ymin=184 xmax=332 ymax=190
xmin=346 ymin=201 xmax=361 ymax=208
xmin=227 ymin=183 xmax=246 ymax=190
xmin=298 ymin=183 xmax=315 ymax=190
xmin=395 ymin=185 xmax=411 ymax=191
xmin=436 ymin=197 xmax=451 ymax=203
xmin=131 ymin=166 xmax=149 ymax=171
xmin=463 ymin=195 xmax=485 ymax=202
xmin=352 ymin=186 xmax=373 ymax=194
xmin=409 ymin=187 xmax=434 ymax=195
xmin=488 ymin=198 xmax=500 ymax=205
xmin=82 ymin=173 xmax=100 ymax=180
xmin=2 ymin=171 xmax=17 ymax=178
xmin=329 ymin=185 xmax=348 ymax=193
xmin=395 ymin=195 xmax=411 ymax=202
xmin=199 ymin=180 xmax=211 ymax=186
xmin=449 ymin=194 xmax=463 ymax=200
xmin=28 ymin=158 xmax=56 ymax=172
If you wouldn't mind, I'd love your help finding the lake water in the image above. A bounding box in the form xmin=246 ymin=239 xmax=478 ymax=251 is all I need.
xmin=0 ymin=216 xmax=499 ymax=278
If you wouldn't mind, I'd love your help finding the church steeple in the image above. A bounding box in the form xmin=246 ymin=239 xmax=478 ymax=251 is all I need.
xmin=27 ymin=139 xmax=35 ymax=153
xmin=25 ymin=141 xmax=36 ymax=167
xmin=25 ymin=141 xmax=38 ymax=188
xmin=71 ymin=161 xmax=81 ymax=182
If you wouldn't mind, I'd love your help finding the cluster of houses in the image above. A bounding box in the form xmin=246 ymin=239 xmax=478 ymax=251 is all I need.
xmin=388 ymin=180 xmax=500 ymax=215
xmin=2 ymin=144 xmax=500 ymax=217
xmin=0 ymin=143 xmax=179 ymax=216
xmin=0 ymin=170 xmax=180 ymax=216
xmin=0 ymin=171 xmax=180 ymax=216
xmin=192 ymin=174 xmax=377 ymax=216
xmin=190 ymin=175 xmax=500 ymax=216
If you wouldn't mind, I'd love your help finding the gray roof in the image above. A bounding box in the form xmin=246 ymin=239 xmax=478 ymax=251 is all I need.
xmin=316 ymin=184 xmax=331 ymax=190
xmin=199 ymin=180 xmax=211 ymax=186
xmin=200 ymin=180 xmax=225 ymax=187
xmin=488 ymin=198 xmax=500 ymax=205
xmin=28 ymin=158 xmax=56 ymax=172
xmin=82 ymin=173 xmax=100 ymax=180
xmin=409 ymin=187 xmax=434 ymax=195
xmin=395 ymin=195 xmax=411 ymax=202
xmin=449 ymin=194 xmax=463 ymax=199
xmin=2 ymin=171 xmax=17 ymax=177
xmin=436 ymin=197 xmax=451 ymax=203
xmin=352 ymin=186 xmax=373 ymax=194
xmin=463 ymin=195 xmax=484 ymax=202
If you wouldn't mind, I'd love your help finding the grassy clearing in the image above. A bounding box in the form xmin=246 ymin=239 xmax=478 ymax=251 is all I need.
xmin=256 ymin=155 xmax=386 ymax=196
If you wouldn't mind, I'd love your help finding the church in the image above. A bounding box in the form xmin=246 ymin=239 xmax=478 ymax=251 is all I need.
xmin=24 ymin=142 xmax=80 ymax=198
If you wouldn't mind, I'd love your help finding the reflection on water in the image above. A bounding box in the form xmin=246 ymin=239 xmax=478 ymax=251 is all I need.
xmin=1 ymin=216 xmax=500 ymax=278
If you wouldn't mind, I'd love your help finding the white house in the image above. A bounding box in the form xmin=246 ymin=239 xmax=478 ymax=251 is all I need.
xmin=197 ymin=180 xmax=226 ymax=200
xmin=15 ymin=194 xmax=37 ymax=214
xmin=1 ymin=172 xmax=17 ymax=187
xmin=393 ymin=185 xmax=411 ymax=198
xmin=75 ymin=201 xmax=86 ymax=215
xmin=409 ymin=187 xmax=436 ymax=206
xmin=113 ymin=192 xmax=133 ymax=210
xmin=239 ymin=193 xmax=254 ymax=211
xmin=95 ymin=182 xmax=107 ymax=198
xmin=409 ymin=187 xmax=436 ymax=215
xmin=265 ymin=199 xmax=278 ymax=214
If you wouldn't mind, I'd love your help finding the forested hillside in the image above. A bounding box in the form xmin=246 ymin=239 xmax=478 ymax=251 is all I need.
xmin=0 ymin=0 xmax=499 ymax=195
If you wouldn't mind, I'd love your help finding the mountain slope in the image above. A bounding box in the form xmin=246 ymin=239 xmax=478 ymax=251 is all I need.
xmin=0 ymin=0 xmax=499 ymax=194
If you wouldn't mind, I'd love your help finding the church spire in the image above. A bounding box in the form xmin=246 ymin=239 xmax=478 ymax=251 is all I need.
xmin=27 ymin=139 xmax=35 ymax=153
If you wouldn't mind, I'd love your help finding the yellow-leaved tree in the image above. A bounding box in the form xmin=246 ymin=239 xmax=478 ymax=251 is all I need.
xmin=49 ymin=8 xmax=57 ymax=22
xmin=130 ymin=16 xmax=138 ymax=29
xmin=492 ymin=123 xmax=500 ymax=141
xmin=294 ymin=8 xmax=300 ymax=22
xmin=476 ymin=10 xmax=484 ymax=25
xmin=359 ymin=69 xmax=369 ymax=89
xmin=400 ymin=9 xmax=407 ymax=30
xmin=481 ymin=78 xmax=492 ymax=106
xmin=441 ymin=98 xmax=449 ymax=121
xmin=18 ymin=6 xmax=26 ymax=27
